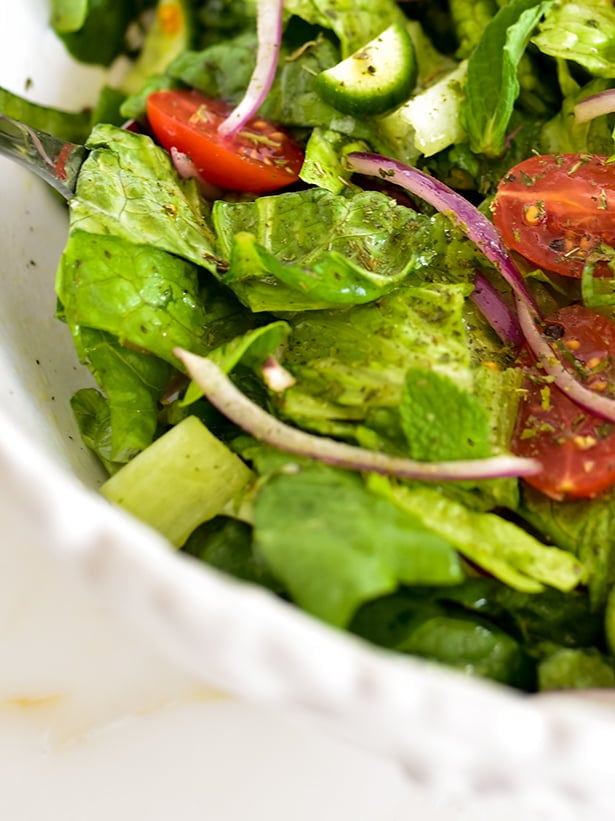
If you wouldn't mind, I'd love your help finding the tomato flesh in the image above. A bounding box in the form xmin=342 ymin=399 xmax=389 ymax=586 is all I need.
xmin=493 ymin=154 xmax=615 ymax=278
xmin=146 ymin=89 xmax=304 ymax=193
xmin=512 ymin=304 xmax=615 ymax=500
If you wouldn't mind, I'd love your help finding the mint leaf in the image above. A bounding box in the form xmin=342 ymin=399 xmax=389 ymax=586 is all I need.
xmin=400 ymin=367 xmax=492 ymax=461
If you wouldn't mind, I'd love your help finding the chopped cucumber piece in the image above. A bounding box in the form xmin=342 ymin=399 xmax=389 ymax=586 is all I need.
xmin=315 ymin=22 xmax=417 ymax=117
xmin=101 ymin=415 xmax=253 ymax=547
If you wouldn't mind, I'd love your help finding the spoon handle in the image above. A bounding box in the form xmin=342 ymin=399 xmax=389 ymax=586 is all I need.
xmin=0 ymin=114 xmax=87 ymax=200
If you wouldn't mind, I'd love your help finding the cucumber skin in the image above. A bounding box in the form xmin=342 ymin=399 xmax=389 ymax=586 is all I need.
xmin=315 ymin=23 xmax=417 ymax=117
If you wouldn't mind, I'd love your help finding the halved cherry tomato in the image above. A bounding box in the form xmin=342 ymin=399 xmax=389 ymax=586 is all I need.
xmin=146 ymin=89 xmax=304 ymax=193
xmin=512 ymin=304 xmax=615 ymax=500
xmin=493 ymin=154 xmax=615 ymax=278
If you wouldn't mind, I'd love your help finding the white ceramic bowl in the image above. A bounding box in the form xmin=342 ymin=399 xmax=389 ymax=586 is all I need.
xmin=2 ymin=5 xmax=615 ymax=818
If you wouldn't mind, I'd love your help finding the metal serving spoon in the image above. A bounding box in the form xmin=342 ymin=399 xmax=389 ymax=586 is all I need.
xmin=0 ymin=113 xmax=86 ymax=200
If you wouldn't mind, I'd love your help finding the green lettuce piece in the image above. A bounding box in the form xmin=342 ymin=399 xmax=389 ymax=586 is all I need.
xmin=70 ymin=388 xmax=121 ymax=474
xmin=300 ymin=128 xmax=367 ymax=194
xmin=278 ymin=283 xmax=476 ymax=436
xmin=213 ymin=189 xmax=433 ymax=311
xmin=70 ymin=125 xmax=221 ymax=272
xmin=520 ymin=485 xmax=615 ymax=608
xmin=75 ymin=327 xmax=173 ymax=462
xmin=252 ymin=462 xmax=463 ymax=627
xmin=50 ymin=0 xmax=151 ymax=65
xmin=184 ymin=517 xmax=283 ymax=593
xmin=538 ymin=648 xmax=615 ymax=690
xmin=0 ymin=86 xmax=91 ymax=144
xmin=400 ymin=367 xmax=492 ymax=461
xmin=101 ymin=415 xmax=254 ymax=546
xmin=372 ymin=478 xmax=587 ymax=594
xmin=350 ymin=592 xmax=535 ymax=688
xmin=282 ymin=0 xmax=405 ymax=56
xmin=417 ymin=578 xmax=602 ymax=652
xmin=462 ymin=0 xmax=554 ymax=157
xmin=539 ymin=77 xmax=615 ymax=155
xmin=56 ymin=230 xmax=238 ymax=363
xmin=533 ymin=1 xmax=615 ymax=78
xmin=180 ymin=321 xmax=291 ymax=406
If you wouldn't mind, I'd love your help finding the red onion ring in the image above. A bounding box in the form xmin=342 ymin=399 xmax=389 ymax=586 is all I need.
xmin=218 ymin=0 xmax=283 ymax=137
xmin=174 ymin=348 xmax=541 ymax=481
xmin=575 ymin=89 xmax=615 ymax=124
xmin=471 ymin=272 xmax=524 ymax=347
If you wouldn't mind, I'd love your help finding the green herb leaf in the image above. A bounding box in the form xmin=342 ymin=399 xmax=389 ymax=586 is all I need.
xmin=253 ymin=463 xmax=463 ymax=627
xmin=400 ymin=367 xmax=492 ymax=461
xmin=462 ymin=0 xmax=553 ymax=157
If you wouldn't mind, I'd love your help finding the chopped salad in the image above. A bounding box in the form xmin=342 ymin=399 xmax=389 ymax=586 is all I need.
xmin=8 ymin=0 xmax=615 ymax=691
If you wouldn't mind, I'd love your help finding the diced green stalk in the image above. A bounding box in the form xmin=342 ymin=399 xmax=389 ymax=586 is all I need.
xmin=101 ymin=415 xmax=253 ymax=547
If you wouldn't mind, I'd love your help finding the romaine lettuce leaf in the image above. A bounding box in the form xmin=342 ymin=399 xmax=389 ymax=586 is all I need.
xmin=70 ymin=125 xmax=221 ymax=272
xmin=533 ymin=1 xmax=615 ymax=78
xmin=252 ymin=462 xmax=463 ymax=627
xmin=50 ymin=0 xmax=151 ymax=65
xmin=462 ymin=0 xmax=554 ymax=157
xmin=520 ymin=485 xmax=615 ymax=609
xmin=372 ymin=478 xmax=586 ymax=594
xmin=282 ymin=0 xmax=405 ymax=56
xmin=213 ymin=189 xmax=437 ymax=311
xmin=350 ymin=591 xmax=536 ymax=688
xmin=56 ymin=230 xmax=244 ymax=364
xmin=74 ymin=327 xmax=173 ymax=462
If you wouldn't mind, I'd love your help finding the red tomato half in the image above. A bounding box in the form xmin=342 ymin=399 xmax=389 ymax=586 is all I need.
xmin=512 ymin=304 xmax=615 ymax=500
xmin=146 ymin=89 xmax=304 ymax=193
xmin=493 ymin=154 xmax=615 ymax=278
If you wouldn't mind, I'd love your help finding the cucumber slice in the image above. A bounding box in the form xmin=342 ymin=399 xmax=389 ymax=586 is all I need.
xmin=315 ymin=23 xmax=417 ymax=117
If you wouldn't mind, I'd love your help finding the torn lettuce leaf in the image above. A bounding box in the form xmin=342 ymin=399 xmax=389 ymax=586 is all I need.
xmin=101 ymin=415 xmax=254 ymax=546
xmin=277 ymin=282 xmax=480 ymax=437
xmin=70 ymin=124 xmax=221 ymax=271
xmin=72 ymin=327 xmax=173 ymax=462
xmin=520 ymin=485 xmax=615 ymax=609
xmin=370 ymin=477 xmax=586 ymax=594
xmin=56 ymin=229 xmax=246 ymax=364
xmin=50 ymin=0 xmax=152 ymax=66
xmin=532 ymin=1 xmax=615 ymax=78
xmin=281 ymin=0 xmax=406 ymax=56
xmin=213 ymin=189 xmax=442 ymax=311
xmin=350 ymin=590 xmax=536 ymax=689
xmin=462 ymin=0 xmax=554 ymax=157
xmin=252 ymin=461 xmax=463 ymax=627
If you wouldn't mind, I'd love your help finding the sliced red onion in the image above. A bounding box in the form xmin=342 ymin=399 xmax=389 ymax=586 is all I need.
xmin=170 ymin=146 xmax=199 ymax=179
xmin=575 ymin=89 xmax=615 ymax=124
xmin=260 ymin=356 xmax=296 ymax=392
xmin=471 ymin=272 xmax=524 ymax=347
xmin=175 ymin=349 xmax=541 ymax=480
xmin=218 ymin=0 xmax=283 ymax=137
xmin=346 ymin=152 xmax=538 ymax=311
xmin=516 ymin=296 xmax=615 ymax=423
